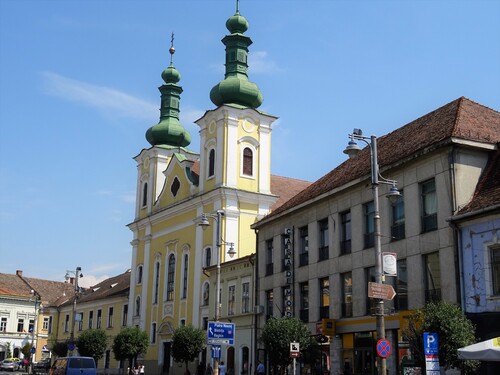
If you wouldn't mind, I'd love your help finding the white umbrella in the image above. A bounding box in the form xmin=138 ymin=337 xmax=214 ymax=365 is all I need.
xmin=457 ymin=337 xmax=500 ymax=361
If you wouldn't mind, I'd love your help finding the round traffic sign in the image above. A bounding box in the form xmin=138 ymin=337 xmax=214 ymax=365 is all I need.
xmin=376 ymin=339 xmax=391 ymax=358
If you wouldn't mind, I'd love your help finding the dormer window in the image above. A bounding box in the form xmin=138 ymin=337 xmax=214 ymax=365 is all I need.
xmin=243 ymin=147 xmax=253 ymax=176
xmin=171 ymin=177 xmax=180 ymax=197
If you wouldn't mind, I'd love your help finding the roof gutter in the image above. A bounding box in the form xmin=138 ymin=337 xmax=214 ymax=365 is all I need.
xmin=447 ymin=204 xmax=500 ymax=223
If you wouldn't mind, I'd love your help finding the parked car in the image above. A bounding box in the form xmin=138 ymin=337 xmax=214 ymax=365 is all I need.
xmin=1 ymin=359 xmax=19 ymax=371
xmin=34 ymin=358 xmax=52 ymax=374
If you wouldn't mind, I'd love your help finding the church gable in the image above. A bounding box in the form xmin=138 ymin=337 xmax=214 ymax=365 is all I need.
xmin=155 ymin=153 xmax=198 ymax=209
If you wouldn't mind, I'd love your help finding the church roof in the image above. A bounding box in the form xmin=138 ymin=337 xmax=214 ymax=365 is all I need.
xmin=256 ymin=97 xmax=500 ymax=224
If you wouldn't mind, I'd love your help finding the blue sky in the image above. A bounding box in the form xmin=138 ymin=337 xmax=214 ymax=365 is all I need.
xmin=1 ymin=0 xmax=499 ymax=287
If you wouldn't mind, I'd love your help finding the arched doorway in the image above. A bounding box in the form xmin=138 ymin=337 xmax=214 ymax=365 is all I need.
xmin=227 ymin=347 xmax=235 ymax=375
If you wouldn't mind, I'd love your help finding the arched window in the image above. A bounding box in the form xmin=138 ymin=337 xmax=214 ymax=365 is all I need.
xmin=153 ymin=261 xmax=160 ymax=304
xmin=136 ymin=265 xmax=143 ymax=284
xmin=182 ymin=254 xmax=188 ymax=299
xmin=202 ymin=282 xmax=210 ymax=306
xmin=135 ymin=296 xmax=141 ymax=316
xmin=208 ymin=149 xmax=215 ymax=177
xmin=243 ymin=147 xmax=253 ymax=176
xmin=142 ymin=182 xmax=148 ymax=207
xmin=205 ymin=247 xmax=212 ymax=267
xmin=167 ymin=254 xmax=175 ymax=301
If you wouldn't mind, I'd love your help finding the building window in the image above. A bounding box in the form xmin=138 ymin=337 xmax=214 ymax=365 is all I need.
xmin=299 ymin=226 xmax=309 ymax=267
xmin=491 ymin=246 xmax=500 ymax=296
xmin=43 ymin=317 xmax=49 ymax=330
xmin=136 ymin=265 xmax=143 ymax=284
xmin=202 ymin=283 xmax=210 ymax=306
xmin=391 ymin=191 xmax=405 ymax=241
xmin=17 ymin=318 xmax=25 ymax=332
xmin=108 ymin=307 xmax=114 ymax=328
xmin=319 ymin=277 xmax=330 ymax=319
xmin=318 ymin=219 xmax=329 ymax=261
xmin=242 ymin=147 xmax=253 ymax=176
xmin=88 ymin=310 xmax=94 ymax=328
xmin=424 ymin=252 xmax=441 ymax=302
xmin=364 ymin=201 xmax=375 ymax=248
xmin=242 ymin=282 xmax=250 ymax=313
xmin=421 ymin=179 xmax=437 ymax=232
xmin=153 ymin=261 xmax=160 ymax=304
xmin=64 ymin=315 xmax=69 ymax=333
xmin=203 ymin=317 xmax=209 ymax=330
xmin=97 ymin=309 xmax=102 ymax=329
xmin=266 ymin=239 xmax=274 ymax=276
xmin=167 ymin=254 xmax=175 ymax=301
xmin=141 ymin=182 xmax=148 ymax=207
xmin=395 ymin=260 xmax=408 ymax=310
xmin=170 ymin=177 xmax=180 ymax=197
xmin=78 ymin=313 xmax=83 ymax=331
xmin=342 ymin=272 xmax=352 ymax=317
xmin=151 ymin=322 xmax=157 ymax=344
xmin=122 ymin=304 xmax=128 ymax=326
xmin=205 ymin=247 xmax=212 ymax=268
xmin=366 ymin=267 xmax=377 ymax=315
xmin=299 ymin=282 xmax=309 ymax=322
xmin=266 ymin=290 xmax=274 ymax=320
xmin=340 ymin=211 xmax=351 ymax=255
xmin=208 ymin=149 xmax=215 ymax=177
xmin=182 ymin=254 xmax=189 ymax=299
xmin=135 ymin=297 xmax=141 ymax=316
xmin=48 ymin=316 xmax=53 ymax=334
xmin=29 ymin=318 xmax=34 ymax=333
xmin=0 ymin=317 xmax=7 ymax=332
xmin=228 ymin=285 xmax=236 ymax=315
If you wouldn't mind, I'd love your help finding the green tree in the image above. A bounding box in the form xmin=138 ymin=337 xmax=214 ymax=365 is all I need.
xmin=171 ymin=325 xmax=206 ymax=374
xmin=260 ymin=317 xmax=311 ymax=375
xmin=21 ymin=343 xmax=33 ymax=360
xmin=76 ymin=329 xmax=108 ymax=364
xmin=403 ymin=301 xmax=479 ymax=374
xmin=50 ymin=341 xmax=69 ymax=358
xmin=112 ymin=327 xmax=149 ymax=369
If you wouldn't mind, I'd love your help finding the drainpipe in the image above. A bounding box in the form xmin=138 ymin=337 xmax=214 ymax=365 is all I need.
xmin=253 ymin=229 xmax=259 ymax=375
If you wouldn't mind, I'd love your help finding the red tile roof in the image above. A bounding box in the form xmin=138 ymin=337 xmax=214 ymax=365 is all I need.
xmin=257 ymin=97 xmax=500 ymax=223
xmin=457 ymin=148 xmax=500 ymax=215
xmin=270 ymin=175 xmax=312 ymax=210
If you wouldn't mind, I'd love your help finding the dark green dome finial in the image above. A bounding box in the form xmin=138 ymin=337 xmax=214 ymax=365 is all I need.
xmin=210 ymin=1 xmax=263 ymax=109
xmin=146 ymin=33 xmax=192 ymax=148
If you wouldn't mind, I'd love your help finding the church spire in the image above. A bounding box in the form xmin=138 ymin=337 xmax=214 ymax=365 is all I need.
xmin=209 ymin=1 xmax=263 ymax=109
xmin=146 ymin=33 xmax=192 ymax=148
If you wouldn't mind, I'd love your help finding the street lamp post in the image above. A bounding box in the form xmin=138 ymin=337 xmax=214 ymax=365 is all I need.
xmin=344 ymin=129 xmax=400 ymax=375
xmin=30 ymin=290 xmax=41 ymax=374
xmin=198 ymin=210 xmax=236 ymax=375
xmin=65 ymin=266 xmax=83 ymax=356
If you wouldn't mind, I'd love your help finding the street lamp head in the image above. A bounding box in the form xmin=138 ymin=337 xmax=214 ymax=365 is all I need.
xmin=343 ymin=139 xmax=362 ymax=159
xmin=227 ymin=243 xmax=236 ymax=258
xmin=64 ymin=272 xmax=70 ymax=281
xmin=198 ymin=213 xmax=211 ymax=230
xmin=386 ymin=184 xmax=401 ymax=204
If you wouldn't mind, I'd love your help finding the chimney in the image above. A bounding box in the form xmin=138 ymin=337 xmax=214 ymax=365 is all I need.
xmin=16 ymin=270 xmax=23 ymax=277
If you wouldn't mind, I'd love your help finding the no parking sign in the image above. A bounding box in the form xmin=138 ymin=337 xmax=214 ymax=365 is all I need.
xmin=376 ymin=339 xmax=391 ymax=358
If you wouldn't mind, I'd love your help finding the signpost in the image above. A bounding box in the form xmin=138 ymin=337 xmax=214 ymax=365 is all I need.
xmin=207 ymin=322 xmax=235 ymax=345
xmin=368 ymin=282 xmax=396 ymax=300
xmin=211 ymin=345 xmax=221 ymax=359
xmin=424 ymin=332 xmax=439 ymax=375
xmin=290 ymin=343 xmax=300 ymax=375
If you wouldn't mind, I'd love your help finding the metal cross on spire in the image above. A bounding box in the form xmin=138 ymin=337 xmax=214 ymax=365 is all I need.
xmin=169 ymin=32 xmax=175 ymax=65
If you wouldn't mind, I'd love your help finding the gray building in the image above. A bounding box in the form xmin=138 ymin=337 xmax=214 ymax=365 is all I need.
xmin=252 ymin=97 xmax=500 ymax=375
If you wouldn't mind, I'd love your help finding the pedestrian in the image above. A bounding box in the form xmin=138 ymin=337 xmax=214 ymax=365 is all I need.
xmin=256 ymin=361 xmax=264 ymax=375
xmin=139 ymin=363 xmax=145 ymax=375
xmin=206 ymin=363 xmax=213 ymax=375
xmin=219 ymin=362 xmax=226 ymax=375
xmin=197 ymin=362 xmax=205 ymax=375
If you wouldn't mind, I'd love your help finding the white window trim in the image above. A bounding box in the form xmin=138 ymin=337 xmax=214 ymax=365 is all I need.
xmin=239 ymin=141 xmax=258 ymax=179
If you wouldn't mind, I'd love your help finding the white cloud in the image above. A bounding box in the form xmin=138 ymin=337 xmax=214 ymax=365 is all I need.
xmin=41 ymin=72 xmax=157 ymax=120
xmin=249 ymin=51 xmax=283 ymax=74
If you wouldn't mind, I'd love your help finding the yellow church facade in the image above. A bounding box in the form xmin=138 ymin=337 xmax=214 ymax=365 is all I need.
xmin=127 ymin=5 xmax=280 ymax=375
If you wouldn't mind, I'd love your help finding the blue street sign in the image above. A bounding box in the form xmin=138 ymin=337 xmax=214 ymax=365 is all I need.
xmin=423 ymin=332 xmax=439 ymax=356
xmin=211 ymin=345 xmax=221 ymax=359
xmin=31 ymin=347 xmax=36 ymax=354
xmin=207 ymin=321 xmax=235 ymax=345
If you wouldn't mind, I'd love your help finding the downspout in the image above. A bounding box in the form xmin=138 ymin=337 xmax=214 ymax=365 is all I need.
xmin=448 ymin=148 xmax=465 ymax=307
xmin=253 ymin=229 xmax=259 ymax=375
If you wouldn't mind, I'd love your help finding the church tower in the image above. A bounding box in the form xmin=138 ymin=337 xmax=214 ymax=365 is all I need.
xmin=128 ymin=3 xmax=279 ymax=374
